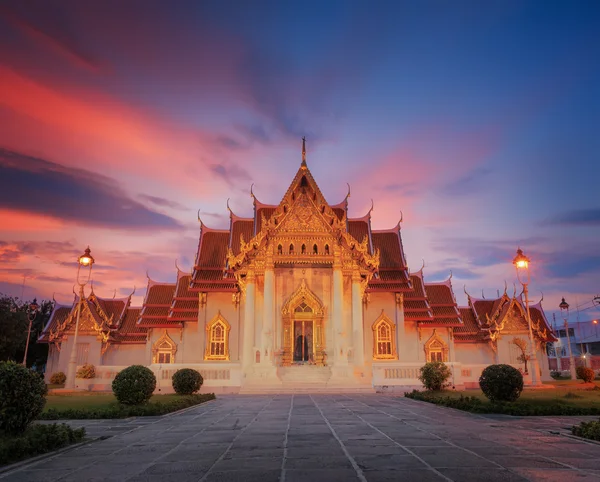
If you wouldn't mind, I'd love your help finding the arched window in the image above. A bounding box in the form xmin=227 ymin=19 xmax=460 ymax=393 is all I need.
xmin=152 ymin=331 xmax=177 ymax=364
xmin=277 ymin=244 xmax=283 ymax=255
xmin=313 ymin=244 xmax=318 ymax=254
xmin=424 ymin=330 xmax=449 ymax=362
xmin=205 ymin=313 xmax=231 ymax=360
xmin=289 ymin=243 xmax=294 ymax=254
xmin=301 ymin=244 xmax=306 ymax=254
xmin=372 ymin=312 xmax=397 ymax=360
xmin=324 ymin=244 xmax=330 ymax=255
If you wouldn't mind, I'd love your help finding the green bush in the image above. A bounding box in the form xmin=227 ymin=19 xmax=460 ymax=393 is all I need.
xmin=0 ymin=361 xmax=47 ymax=435
xmin=0 ymin=423 xmax=85 ymax=466
xmin=40 ymin=393 xmax=216 ymax=420
xmin=172 ymin=368 xmax=203 ymax=395
xmin=76 ymin=363 xmax=96 ymax=379
xmin=576 ymin=366 xmax=595 ymax=383
xmin=572 ymin=419 xmax=600 ymax=441
xmin=479 ymin=364 xmax=523 ymax=402
xmin=418 ymin=361 xmax=452 ymax=391
xmin=49 ymin=372 xmax=66 ymax=385
xmin=112 ymin=365 xmax=156 ymax=405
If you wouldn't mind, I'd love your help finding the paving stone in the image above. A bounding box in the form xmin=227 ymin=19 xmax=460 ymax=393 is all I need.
xmin=510 ymin=468 xmax=600 ymax=481
xmin=285 ymin=455 xmax=354 ymax=470
xmin=437 ymin=468 xmax=529 ymax=481
xmin=408 ymin=447 xmax=498 ymax=468
xmin=360 ymin=468 xmax=446 ymax=481
xmin=202 ymin=469 xmax=281 ymax=482
xmin=353 ymin=453 xmax=428 ymax=470
xmin=5 ymin=395 xmax=600 ymax=482
xmin=489 ymin=455 xmax=568 ymax=469
xmin=284 ymin=468 xmax=361 ymax=481
xmin=211 ymin=456 xmax=282 ymax=471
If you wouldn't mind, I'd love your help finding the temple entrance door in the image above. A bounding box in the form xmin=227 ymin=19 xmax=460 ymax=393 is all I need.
xmin=293 ymin=320 xmax=314 ymax=363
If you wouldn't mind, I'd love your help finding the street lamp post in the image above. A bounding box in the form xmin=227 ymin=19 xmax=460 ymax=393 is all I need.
xmin=22 ymin=300 xmax=39 ymax=366
xmin=513 ymin=248 xmax=542 ymax=386
xmin=65 ymin=247 xmax=95 ymax=390
xmin=559 ymin=297 xmax=577 ymax=380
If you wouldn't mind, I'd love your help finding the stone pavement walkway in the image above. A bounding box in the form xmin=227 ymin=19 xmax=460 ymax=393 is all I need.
xmin=2 ymin=395 xmax=600 ymax=482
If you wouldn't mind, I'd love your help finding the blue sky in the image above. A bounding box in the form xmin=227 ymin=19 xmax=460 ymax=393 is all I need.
xmin=0 ymin=0 xmax=598 ymax=321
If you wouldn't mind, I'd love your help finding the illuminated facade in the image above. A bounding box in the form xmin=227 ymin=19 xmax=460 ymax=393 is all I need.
xmin=40 ymin=146 xmax=556 ymax=392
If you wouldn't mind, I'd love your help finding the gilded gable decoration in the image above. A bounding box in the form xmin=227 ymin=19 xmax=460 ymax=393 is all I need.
xmin=281 ymin=279 xmax=324 ymax=317
xmin=205 ymin=312 xmax=231 ymax=361
xmin=424 ymin=329 xmax=449 ymax=362
xmin=372 ymin=311 xmax=397 ymax=360
xmin=152 ymin=330 xmax=177 ymax=364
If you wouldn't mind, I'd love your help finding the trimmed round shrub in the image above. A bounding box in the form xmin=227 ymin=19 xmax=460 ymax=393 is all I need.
xmin=479 ymin=364 xmax=523 ymax=402
xmin=576 ymin=366 xmax=595 ymax=383
xmin=418 ymin=361 xmax=452 ymax=391
xmin=172 ymin=368 xmax=203 ymax=395
xmin=76 ymin=363 xmax=96 ymax=379
xmin=0 ymin=361 xmax=47 ymax=434
xmin=50 ymin=372 xmax=67 ymax=385
xmin=112 ymin=365 xmax=156 ymax=405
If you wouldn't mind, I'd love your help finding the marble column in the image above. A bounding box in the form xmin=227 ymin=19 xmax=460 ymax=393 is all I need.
xmin=262 ymin=257 xmax=275 ymax=363
xmin=351 ymin=271 xmax=365 ymax=367
xmin=332 ymin=253 xmax=346 ymax=365
xmin=243 ymin=271 xmax=255 ymax=373
xmin=395 ymin=293 xmax=404 ymax=361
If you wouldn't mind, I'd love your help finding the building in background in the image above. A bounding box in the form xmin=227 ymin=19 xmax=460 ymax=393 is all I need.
xmin=548 ymin=318 xmax=600 ymax=371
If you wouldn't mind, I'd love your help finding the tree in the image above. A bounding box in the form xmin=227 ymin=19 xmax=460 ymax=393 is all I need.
xmin=512 ymin=337 xmax=530 ymax=374
xmin=0 ymin=294 xmax=51 ymax=369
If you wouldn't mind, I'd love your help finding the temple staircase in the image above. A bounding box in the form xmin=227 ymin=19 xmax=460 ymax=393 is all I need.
xmin=239 ymin=365 xmax=375 ymax=394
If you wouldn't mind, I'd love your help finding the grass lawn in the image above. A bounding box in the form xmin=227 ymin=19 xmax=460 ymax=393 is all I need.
xmin=39 ymin=393 xmax=216 ymax=419
xmin=439 ymin=385 xmax=600 ymax=409
xmin=406 ymin=381 xmax=600 ymax=415
xmin=43 ymin=393 xmax=186 ymax=412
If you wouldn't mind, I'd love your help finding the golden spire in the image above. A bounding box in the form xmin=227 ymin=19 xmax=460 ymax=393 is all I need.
xmin=301 ymin=136 xmax=307 ymax=168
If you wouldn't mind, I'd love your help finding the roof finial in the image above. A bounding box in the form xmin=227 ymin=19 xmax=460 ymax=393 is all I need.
xmin=301 ymin=136 xmax=307 ymax=168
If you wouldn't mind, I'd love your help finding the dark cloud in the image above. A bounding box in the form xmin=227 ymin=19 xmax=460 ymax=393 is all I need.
xmin=426 ymin=268 xmax=480 ymax=281
xmin=541 ymin=249 xmax=600 ymax=279
xmin=433 ymin=238 xmax=510 ymax=268
xmin=138 ymin=194 xmax=189 ymax=212
xmin=0 ymin=240 xmax=79 ymax=264
xmin=382 ymin=182 xmax=418 ymax=197
xmin=215 ymin=135 xmax=245 ymax=151
xmin=547 ymin=209 xmax=600 ymax=226
xmin=1 ymin=4 xmax=105 ymax=72
xmin=433 ymin=236 xmax=548 ymax=268
xmin=0 ymin=148 xmax=183 ymax=230
xmin=441 ymin=167 xmax=493 ymax=196
xmin=209 ymin=163 xmax=252 ymax=187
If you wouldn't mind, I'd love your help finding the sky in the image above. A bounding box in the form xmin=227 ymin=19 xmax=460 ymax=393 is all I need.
xmin=0 ymin=0 xmax=598 ymax=323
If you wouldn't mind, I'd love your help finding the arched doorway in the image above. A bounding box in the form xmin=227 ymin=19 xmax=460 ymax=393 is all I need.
xmin=281 ymin=279 xmax=325 ymax=366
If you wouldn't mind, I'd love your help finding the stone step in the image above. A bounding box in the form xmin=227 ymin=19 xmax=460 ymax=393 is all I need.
xmin=239 ymin=385 xmax=376 ymax=394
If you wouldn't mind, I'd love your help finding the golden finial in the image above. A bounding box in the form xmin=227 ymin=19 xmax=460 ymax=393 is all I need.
xmin=301 ymin=136 xmax=307 ymax=168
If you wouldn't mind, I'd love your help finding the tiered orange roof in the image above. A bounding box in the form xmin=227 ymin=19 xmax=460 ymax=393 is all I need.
xmin=112 ymin=307 xmax=147 ymax=344
xmin=38 ymin=304 xmax=72 ymax=342
xmin=169 ymin=269 xmax=199 ymax=322
xmin=423 ymin=279 xmax=463 ymax=327
xmin=137 ymin=279 xmax=178 ymax=327
xmin=39 ymin=292 xmax=143 ymax=345
xmin=454 ymin=307 xmax=489 ymax=343
xmin=455 ymin=292 xmax=556 ymax=343
xmin=404 ymin=271 xmax=433 ymax=321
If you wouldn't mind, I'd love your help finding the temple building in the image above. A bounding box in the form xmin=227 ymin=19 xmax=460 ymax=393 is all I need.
xmin=40 ymin=143 xmax=556 ymax=392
